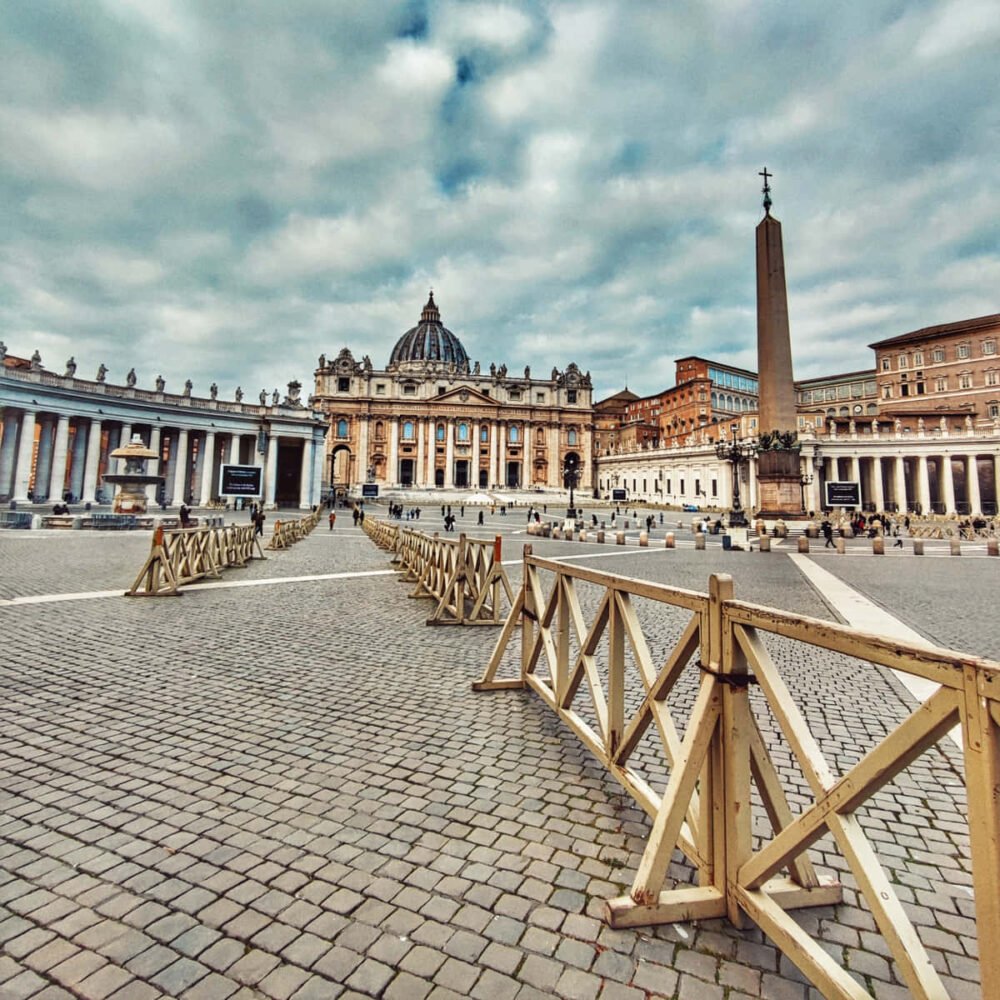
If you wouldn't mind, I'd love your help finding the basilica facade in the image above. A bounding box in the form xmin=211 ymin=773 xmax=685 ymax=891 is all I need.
xmin=312 ymin=294 xmax=595 ymax=495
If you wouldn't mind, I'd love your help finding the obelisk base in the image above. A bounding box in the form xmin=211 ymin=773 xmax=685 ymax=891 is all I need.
xmin=755 ymin=450 xmax=805 ymax=519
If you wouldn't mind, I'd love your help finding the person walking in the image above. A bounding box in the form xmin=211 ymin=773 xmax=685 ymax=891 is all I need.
xmin=822 ymin=518 xmax=834 ymax=548
xmin=328 ymin=511 xmax=336 ymax=531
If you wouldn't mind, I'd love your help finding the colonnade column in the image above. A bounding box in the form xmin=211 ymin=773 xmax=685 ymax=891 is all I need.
xmin=298 ymin=439 xmax=313 ymax=509
xmin=489 ymin=422 xmax=498 ymax=487
xmin=82 ymin=419 xmax=104 ymax=503
xmin=48 ymin=415 xmax=71 ymax=501
xmin=444 ymin=421 xmax=455 ymax=488
xmin=471 ymin=423 xmax=480 ymax=489
xmin=388 ymin=419 xmax=400 ymax=486
xmin=145 ymin=427 xmax=162 ymax=502
xmin=172 ymin=427 xmax=190 ymax=504
xmin=229 ymin=434 xmax=241 ymax=465
xmin=916 ymin=455 xmax=931 ymax=513
xmin=893 ymin=457 xmax=907 ymax=512
xmin=498 ymin=423 xmax=507 ymax=488
xmin=941 ymin=455 xmax=956 ymax=515
xmin=967 ymin=455 xmax=982 ymax=515
xmin=34 ymin=418 xmax=56 ymax=500
xmin=357 ymin=417 xmax=370 ymax=488
xmin=548 ymin=424 xmax=560 ymax=488
xmin=265 ymin=435 xmax=279 ymax=507
xmin=0 ymin=411 xmax=20 ymax=498
xmin=116 ymin=423 xmax=132 ymax=474
xmin=12 ymin=409 xmax=37 ymax=503
xmin=871 ymin=456 xmax=884 ymax=512
xmin=199 ymin=430 xmax=216 ymax=506
xmin=68 ymin=421 xmax=87 ymax=500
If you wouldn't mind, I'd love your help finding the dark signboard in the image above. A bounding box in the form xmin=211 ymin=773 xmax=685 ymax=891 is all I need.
xmin=219 ymin=464 xmax=263 ymax=497
xmin=362 ymin=483 xmax=379 ymax=498
xmin=611 ymin=488 xmax=627 ymax=501
xmin=824 ymin=480 xmax=861 ymax=508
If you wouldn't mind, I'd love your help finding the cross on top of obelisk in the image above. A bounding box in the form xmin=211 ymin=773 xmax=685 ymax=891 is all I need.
xmin=759 ymin=167 xmax=772 ymax=215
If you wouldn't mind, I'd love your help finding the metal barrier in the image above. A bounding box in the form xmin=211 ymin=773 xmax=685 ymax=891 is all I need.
xmin=366 ymin=520 xmax=513 ymax=626
xmin=0 ymin=511 xmax=34 ymax=529
xmin=265 ymin=509 xmax=321 ymax=549
xmin=474 ymin=546 xmax=1000 ymax=1000
xmin=126 ymin=523 xmax=265 ymax=596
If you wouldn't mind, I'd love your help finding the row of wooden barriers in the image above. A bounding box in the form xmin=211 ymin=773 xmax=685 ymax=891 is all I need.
xmin=468 ymin=546 xmax=1000 ymax=999
xmin=363 ymin=518 xmax=514 ymax=625
xmin=126 ymin=510 xmax=321 ymax=596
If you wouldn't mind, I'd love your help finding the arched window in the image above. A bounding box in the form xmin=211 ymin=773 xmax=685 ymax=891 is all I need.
xmin=567 ymin=429 xmax=578 ymax=446
xmin=711 ymin=391 xmax=718 ymax=408
xmin=336 ymin=419 xmax=348 ymax=438
xmin=375 ymin=421 xmax=384 ymax=440
xmin=402 ymin=421 xmax=414 ymax=440
xmin=457 ymin=423 xmax=469 ymax=442
xmin=509 ymin=425 xmax=519 ymax=443
xmin=436 ymin=424 xmax=445 ymax=442
xmin=480 ymin=426 xmax=488 ymax=443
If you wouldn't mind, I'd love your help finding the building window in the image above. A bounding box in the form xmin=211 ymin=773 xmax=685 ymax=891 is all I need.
xmin=336 ymin=419 xmax=348 ymax=438
xmin=984 ymin=341 xmax=997 ymax=356
xmin=457 ymin=423 xmax=469 ymax=442
xmin=881 ymin=357 xmax=890 ymax=371
xmin=509 ymin=426 xmax=519 ymax=443
xmin=898 ymin=355 xmax=908 ymax=369
xmin=509 ymin=390 xmax=521 ymax=401
xmin=402 ymin=421 xmax=414 ymax=440
xmin=881 ymin=385 xmax=892 ymax=399
xmin=913 ymin=351 xmax=923 ymax=365
xmin=567 ymin=390 xmax=577 ymax=403
xmin=376 ymin=384 xmax=385 ymax=395
xmin=986 ymin=371 xmax=998 ymax=387
xmin=536 ymin=393 xmax=545 ymax=403
xmin=403 ymin=384 xmax=416 ymax=395
xmin=436 ymin=424 xmax=445 ymax=442
xmin=935 ymin=377 xmax=947 ymax=392
xmin=932 ymin=348 xmax=945 ymax=362
xmin=901 ymin=384 xmax=910 ymax=397
xmin=957 ymin=344 xmax=970 ymax=359
xmin=480 ymin=426 xmax=488 ymax=442
xmin=989 ymin=403 xmax=999 ymax=418
xmin=338 ymin=377 xmax=350 ymax=392
xmin=959 ymin=374 xmax=972 ymax=389
xmin=567 ymin=429 xmax=578 ymax=446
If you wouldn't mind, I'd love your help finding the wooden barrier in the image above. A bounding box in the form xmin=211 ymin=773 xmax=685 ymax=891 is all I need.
xmin=126 ymin=523 xmax=265 ymax=596
xmin=474 ymin=549 xmax=1000 ymax=1000
xmin=368 ymin=522 xmax=513 ymax=626
xmin=266 ymin=509 xmax=321 ymax=550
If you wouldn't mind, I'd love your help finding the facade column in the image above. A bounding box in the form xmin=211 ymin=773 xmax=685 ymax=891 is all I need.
xmin=145 ymin=427 xmax=163 ymax=502
xmin=0 ymin=410 xmax=20 ymax=498
xmin=357 ymin=416 xmax=370 ymax=488
xmin=941 ymin=454 xmax=956 ymax=515
xmin=848 ymin=455 xmax=861 ymax=492
xmin=488 ymin=422 xmax=498 ymax=487
xmin=199 ymin=430 xmax=217 ymax=506
xmin=916 ymin=455 xmax=932 ymax=514
xmin=388 ymin=418 xmax=400 ymax=486
xmin=417 ymin=420 xmax=426 ymax=487
xmin=548 ymin=424 xmax=560 ymax=488
xmin=312 ymin=435 xmax=324 ymax=507
xmin=117 ymin=423 xmax=132 ymax=473
xmin=471 ymin=422 xmax=480 ymax=489
xmin=229 ymin=434 xmax=241 ymax=465
xmin=967 ymin=454 xmax=982 ymax=515
xmin=498 ymin=422 xmax=507 ymax=488
xmin=48 ymin=415 xmax=71 ymax=501
xmin=265 ymin=434 xmax=279 ymax=507
xmin=871 ymin=456 xmax=885 ymax=512
xmin=82 ymin=419 xmax=104 ymax=503
xmin=68 ymin=421 xmax=87 ymax=500
xmin=12 ymin=409 xmax=37 ymax=503
xmin=172 ymin=427 xmax=190 ymax=504
xmin=894 ymin=456 xmax=907 ymax=512
xmin=34 ymin=417 xmax=56 ymax=500
xmin=444 ymin=420 xmax=455 ymax=488
xmin=298 ymin=438 xmax=313 ymax=509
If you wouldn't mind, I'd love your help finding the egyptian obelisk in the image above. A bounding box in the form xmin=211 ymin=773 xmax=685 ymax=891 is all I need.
xmin=754 ymin=169 xmax=804 ymax=515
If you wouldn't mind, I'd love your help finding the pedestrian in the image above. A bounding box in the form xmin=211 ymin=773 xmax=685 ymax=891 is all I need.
xmin=359 ymin=509 xmax=365 ymax=524
xmin=352 ymin=507 xmax=359 ymax=526
xmin=328 ymin=511 xmax=336 ymax=531
xmin=255 ymin=508 xmax=266 ymax=537
xmin=179 ymin=502 xmax=192 ymax=528
xmin=822 ymin=519 xmax=834 ymax=548
xmin=478 ymin=510 xmax=484 ymax=525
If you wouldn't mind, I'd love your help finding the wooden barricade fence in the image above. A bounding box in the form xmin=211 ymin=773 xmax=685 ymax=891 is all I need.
xmin=126 ymin=523 xmax=265 ymax=596
xmin=474 ymin=546 xmax=1000 ymax=1000
xmin=365 ymin=520 xmax=513 ymax=625
xmin=266 ymin=509 xmax=321 ymax=550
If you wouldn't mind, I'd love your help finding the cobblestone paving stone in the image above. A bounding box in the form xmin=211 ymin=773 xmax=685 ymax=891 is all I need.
xmin=0 ymin=507 xmax=986 ymax=999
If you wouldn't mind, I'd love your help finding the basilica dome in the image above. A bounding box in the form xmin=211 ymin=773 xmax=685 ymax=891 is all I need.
xmin=389 ymin=293 xmax=469 ymax=369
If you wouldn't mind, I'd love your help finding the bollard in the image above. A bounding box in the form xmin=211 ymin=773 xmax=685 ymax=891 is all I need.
xmin=579 ymin=530 xmax=588 ymax=543
xmin=950 ymin=538 xmax=961 ymax=556
xmin=988 ymin=538 xmax=999 ymax=557
xmin=797 ymin=536 xmax=809 ymax=553
xmin=914 ymin=539 xmax=924 ymax=556
xmin=624 ymin=520 xmax=630 ymax=530
xmin=596 ymin=530 xmax=604 ymax=543
xmin=694 ymin=534 xmax=706 ymax=550
xmin=872 ymin=537 xmax=884 ymax=555
xmin=616 ymin=531 xmax=625 ymax=545
xmin=552 ymin=527 xmax=561 ymax=539
xmin=601 ymin=521 xmax=606 ymax=531
xmin=836 ymin=538 xmax=846 ymax=554
xmin=755 ymin=519 xmax=766 ymax=537
xmin=665 ymin=532 xmax=675 ymax=548
xmin=759 ymin=536 xmax=771 ymax=552
xmin=639 ymin=531 xmax=648 ymax=547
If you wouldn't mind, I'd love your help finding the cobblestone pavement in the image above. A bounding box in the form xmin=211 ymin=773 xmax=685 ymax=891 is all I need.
xmin=0 ymin=513 xmax=988 ymax=999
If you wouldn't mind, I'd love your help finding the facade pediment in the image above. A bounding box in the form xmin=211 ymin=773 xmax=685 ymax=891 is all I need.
xmin=436 ymin=385 xmax=495 ymax=405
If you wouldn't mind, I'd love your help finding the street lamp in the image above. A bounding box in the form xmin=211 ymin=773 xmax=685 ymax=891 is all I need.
xmin=714 ymin=424 xmax=758 ymax=528
xmin=563 ymin=461 xmax=581 ymax=519
xmin=800 ymin=472 xmax=814 ymax=515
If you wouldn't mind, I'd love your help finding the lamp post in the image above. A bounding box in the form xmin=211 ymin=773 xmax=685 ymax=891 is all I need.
xmin=563 ymin=461 xmax=581 ymax=519
xmin=800 ymin=472 xmax=814 ymax=515
xmin=714 ymin=424 xmax=757 ymax=528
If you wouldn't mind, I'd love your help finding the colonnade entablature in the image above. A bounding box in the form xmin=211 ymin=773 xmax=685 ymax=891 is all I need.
xmin=0 ymin=360 xmax=326 ymax=509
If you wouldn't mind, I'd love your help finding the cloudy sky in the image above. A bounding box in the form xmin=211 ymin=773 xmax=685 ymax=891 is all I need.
xmin=1 ymin=1 xmax=998 ymax=402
